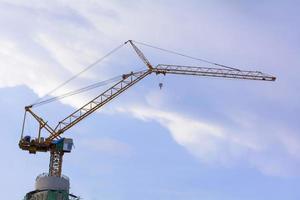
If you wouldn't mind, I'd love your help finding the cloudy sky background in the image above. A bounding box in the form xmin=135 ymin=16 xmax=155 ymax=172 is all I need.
xmin=0 ymin=0 xmax=299 ymax=199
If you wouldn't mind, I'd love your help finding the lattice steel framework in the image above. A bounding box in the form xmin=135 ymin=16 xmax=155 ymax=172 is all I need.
xmin=19 ymin=40 xmax=276 ymax=179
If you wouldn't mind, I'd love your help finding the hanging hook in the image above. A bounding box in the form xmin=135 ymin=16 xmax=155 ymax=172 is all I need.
xmin=159 ymin=83 xmax=163 ymax=89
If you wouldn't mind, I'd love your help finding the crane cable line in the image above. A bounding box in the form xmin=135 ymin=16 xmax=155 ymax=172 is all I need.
xmin=32 ymin=42 xmax=127 ymax=107
xmin=133 ymin=40 xmax=241 ymax=71
xmin=30 ymin=40 xmax=243 ymax=108
xmin=32 ymin=75 xmax=122 ymax=107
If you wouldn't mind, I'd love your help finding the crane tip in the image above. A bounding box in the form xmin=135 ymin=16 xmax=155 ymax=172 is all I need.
xmin=124 ymin=40 xmax=132 ymax=44
xmin=25 ymin=105 xmax=33 ymax=110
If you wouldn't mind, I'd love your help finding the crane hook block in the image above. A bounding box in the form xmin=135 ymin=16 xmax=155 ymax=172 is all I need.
xmin=159 ymin=83 xmax=163 ymax=89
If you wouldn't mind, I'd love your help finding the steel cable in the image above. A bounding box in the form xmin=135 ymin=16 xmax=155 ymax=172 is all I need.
xmin=133 ymin=40 xmax=241 ymax=71
xmin=32 ymin=75 xmax=122 ymax=107
xmin=32 ymin=42 xmax=126 ymax=107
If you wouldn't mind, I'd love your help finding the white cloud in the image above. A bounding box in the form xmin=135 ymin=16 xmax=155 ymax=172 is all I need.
xmin=117 ymin=104 xmax=300 ymax=177
xmin=0 ymin=0 xmax=288 ymax=95
xmin=80 ymin=137 xmax=132 ymax=156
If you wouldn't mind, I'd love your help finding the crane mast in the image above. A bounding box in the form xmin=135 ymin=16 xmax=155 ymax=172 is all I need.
xmin=19 ymin=40 xmax=276 ymax=178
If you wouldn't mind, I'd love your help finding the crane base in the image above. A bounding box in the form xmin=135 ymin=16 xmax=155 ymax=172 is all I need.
xmin=35 ymin=173 xmax=69 ymax=191
xmin=23 ymin=173 xmax=80 ymax=200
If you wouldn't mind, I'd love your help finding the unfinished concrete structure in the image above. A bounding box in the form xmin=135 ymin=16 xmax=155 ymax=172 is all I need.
xmin=23 ymin=173 xmax=79 ymax=200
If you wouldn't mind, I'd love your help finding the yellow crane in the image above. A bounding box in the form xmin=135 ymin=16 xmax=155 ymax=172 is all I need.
xmin=19 ymin=40 xmax=276 ymax=180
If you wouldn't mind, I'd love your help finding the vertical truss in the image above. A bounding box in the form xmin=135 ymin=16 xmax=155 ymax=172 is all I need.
xmin=49 ymin=150 xmax=64 ymax=177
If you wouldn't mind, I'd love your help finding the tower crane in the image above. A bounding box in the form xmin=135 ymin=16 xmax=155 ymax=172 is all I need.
xmin=19 ymin=40 xmax=276 ymax=199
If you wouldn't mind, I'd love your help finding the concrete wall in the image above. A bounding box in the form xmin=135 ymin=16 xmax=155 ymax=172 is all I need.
xmin=35 ymin=175 xmax=69 ymax=192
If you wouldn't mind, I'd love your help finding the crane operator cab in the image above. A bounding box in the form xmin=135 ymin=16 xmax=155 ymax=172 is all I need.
xmin=52 ymin=138 xmax=73 ymax=153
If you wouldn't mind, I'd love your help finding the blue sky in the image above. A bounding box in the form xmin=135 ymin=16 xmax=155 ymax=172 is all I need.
xmin=0 ymin=0 xmax=299 ymax=199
